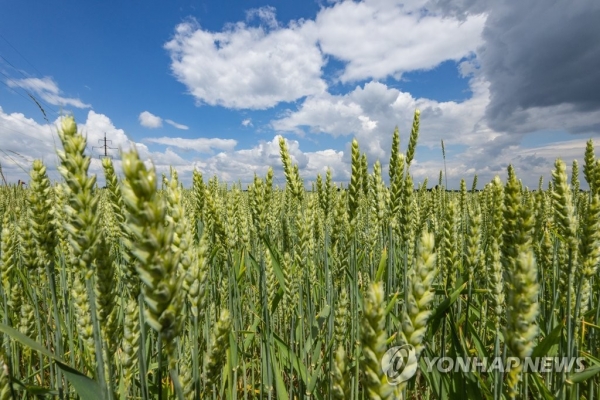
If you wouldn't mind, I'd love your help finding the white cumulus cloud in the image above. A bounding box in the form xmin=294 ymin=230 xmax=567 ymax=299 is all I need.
xmin=0 ymin=104 xmax=590 ymax=190
xmin=0 ymin=108 xmax=191 ymax=185
xmin=139 ymin=111 xmax=163 ymax=128
xmin=164 ymin=17 xmax=327 ymax=109
xmin=272 ymin=73 xmax=502 ymax=181
xmin=193 ymin=135 xmax=348 ymax=184
xmin=145 ymin=137 xmax=237 ymax=153
xmin=163 ymin=1 xmax=486 ymax=108
xmin=315 ymin=0 xmax=486 ymax=82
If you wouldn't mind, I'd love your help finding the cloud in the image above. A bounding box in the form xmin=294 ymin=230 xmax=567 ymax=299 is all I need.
xmin=194 ymin=135 xmax=348 ymax=184
xmin=139 ymin=111 xmax=163 ymax=128
xmin=80 ymin=110 xmax=133 ymax=152
xmin=271 ymin=70 xmax=600 ymax=188
xmin=315 ymin=0 xmax=486 ymax=82
xmin=273 ymin=76 xmax=492 ymax=144
xmin=482 ymin=0 xmax=600 ymax=134
xmin=424 ymin=0 xmax=492 ymax=20
xmin=0 ymin=107 xmax=190 ymax=185
xmin=270 ymin=0 xmax=600 ymax=187
xmin=5 ymin=0 xmax=599 ymax=191
xmin=145 ymin=136 xmax=237 ymax=153
xmin=165 ymin=119 xmax=189 ymax=130
xmin=0 ymin=104 xmax=592 ymax=191
xmin=411 ymin=137 xmax=593 ymax=190
xmin=163 ymin=2 xmax=487 ymax=108
xmin=139 ymin=112 xmax=189 ymax=130
xmin=164 ymin=17 xmax=327 ymax=109
xmin=425 ymin=0 xmax=600 ymax=135
xmin=246 ymin=6 xmax=279 ymax=29
xmin=161 ymin=0 xmax=600 ymax=147
xmin=0 ymin=106 xmax=325 ymax=189
xmin=7 ymin=77 xmax=90 ymax=109
xmin=0 ymin=106 xmax=59 ymax=175
xmin=272 ymin=73 xmax=509 ymax=180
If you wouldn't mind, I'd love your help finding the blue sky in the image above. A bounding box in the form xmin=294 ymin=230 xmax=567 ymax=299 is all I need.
xmin=1 ymin=0 xmax=599 ymax=188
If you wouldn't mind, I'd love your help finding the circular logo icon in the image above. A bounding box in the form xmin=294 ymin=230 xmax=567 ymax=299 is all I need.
xmin=381 ymin=344 xmax=418 ymax=385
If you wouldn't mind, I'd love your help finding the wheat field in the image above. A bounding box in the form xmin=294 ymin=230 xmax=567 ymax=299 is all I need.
xmin=0 ymin=112 xmax=599 ymax=399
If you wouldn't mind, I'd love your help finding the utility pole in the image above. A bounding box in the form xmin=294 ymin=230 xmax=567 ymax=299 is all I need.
xmin=93 ymin=132 xmax=117 ymax=159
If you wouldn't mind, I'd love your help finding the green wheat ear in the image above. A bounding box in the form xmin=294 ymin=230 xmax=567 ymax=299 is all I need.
xmin=331 ymin=345 xmax=350 ymax=399
xmin=398 ymin=230 xmax=438 ymax=357
xmin=348 ymin=138 xmax=362 ymax=223
xmin=56 ymin=115 xmax=100 ymax=272
xmin=204 ymin=308 xmax=232 ymax=391
xmin=360 ymin=281 xmax=398 ymax=400
xmin=389 ymin=126 xmax=400 ymax=183
xmin=584 ymin=139 xmax=596 ymax=194
xmin=279 ymin=136 xmax=303 ymax=201
xmin=505 ymin=249 xmax=539 ymax=399
xmin=27 ymin=159 xmax=56 ymax=271
xmin=405 ymin=109 xmax=420 ymax=167
xmin=0 ymin=214 xmax=15 ymax=297
xmin=120 ymin=146 xmax=184 ymax=368
xmin=0 ymin=351 xmax=13 ymax=400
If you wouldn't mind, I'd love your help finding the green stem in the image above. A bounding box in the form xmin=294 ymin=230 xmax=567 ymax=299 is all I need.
xmin=85 ymin=276 xmax=108 ymax=400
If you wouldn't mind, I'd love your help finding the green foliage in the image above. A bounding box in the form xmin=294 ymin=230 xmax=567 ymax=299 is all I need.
xmin=0 ymin=114 xmax=599 ymax=400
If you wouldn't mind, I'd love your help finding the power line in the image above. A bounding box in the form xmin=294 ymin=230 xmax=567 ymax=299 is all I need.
xmin=0 ymin=71 xmax=60 ymax=119
xmin=0 ymin=99 xmax=63 ymax=174
xmin=0 ymin=32 xmax=66 ymax=182
xmin=0 ymin=68 xmax=59 ymax=116
xmin=0 ymin=37 xmax=78 ymax=149
xmin=0 ymin=31 xmax=44 ymax=77
xmin=0 ymin=77 xmax=40 ymax=107
xmin=0 ymin=101 xmax=57 ymax=142
xmin=0 ymin=32 xmax=64 ymax=121
xmin=0 ymin=148 xmax=30 ymax=175
xmin=0 ymin=53 xmax=28 ymax=79
xmin=7 ymin=149 xmax=29 ymax=160
xmin=0 ymin=47 xmax=63 ymax=119
xmin=0 ymin=147 xmax=61 ymax=183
